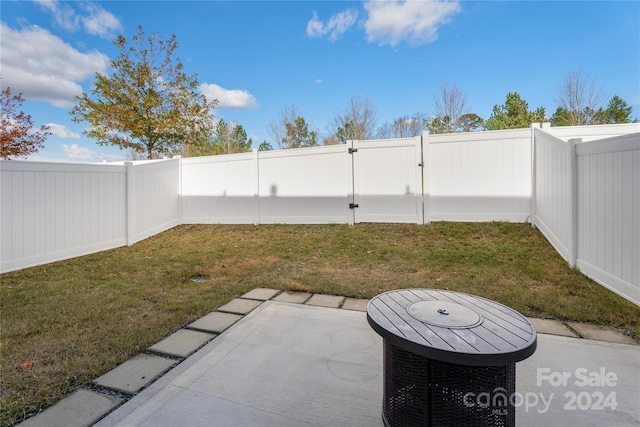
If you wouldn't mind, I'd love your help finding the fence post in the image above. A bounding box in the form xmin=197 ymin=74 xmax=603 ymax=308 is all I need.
xmin=567 ymin=138 xmax=581 ymax=268
xmin=530 ymin=124 xmax=540 ymax=228
xmin=125 ymin=161 xmax=134 ymax=246
xmin=348 ymin=140 xmax=358 ymax=225
xmin=414 ymin=135 xmax=424 ymax=224
xmin=173 ymin=155 xmax=183 ymax=224
xmin=421 ymin=131 xmax=430 ymax=224
xmin=253 ymin=148 xmax=260 ymax=225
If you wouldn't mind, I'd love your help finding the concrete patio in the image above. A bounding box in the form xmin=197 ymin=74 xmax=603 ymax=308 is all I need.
xmin=21 ymin=289 xmax=640 ymax=427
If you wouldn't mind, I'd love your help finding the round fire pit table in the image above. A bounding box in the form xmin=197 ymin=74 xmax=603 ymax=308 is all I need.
xmin=367 ymin=289 xmax=537 ymax=427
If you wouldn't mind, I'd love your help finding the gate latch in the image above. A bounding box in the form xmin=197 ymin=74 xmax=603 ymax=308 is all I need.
xmin=349 ymin=203 xmax=359 ymax=209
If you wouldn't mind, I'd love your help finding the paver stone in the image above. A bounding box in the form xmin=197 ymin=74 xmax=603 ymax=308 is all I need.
xmin=148 ymin=329 xmax=215 ymax=358
xmin=93 ymin=354 xmax=177 ymax=394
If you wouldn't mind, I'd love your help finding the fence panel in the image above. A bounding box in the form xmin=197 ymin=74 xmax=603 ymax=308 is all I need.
xmin=532 ymin=128 xmax=573 ymax=262
xmin=352 ymin=137 xmax=423 ymax=224
xmin=0 ymin=161 xmax=127 ymax=273
xmin=425 ymin=129 xmax=532 ymax=222
xmin=128 ymin=159 xmax=181 ymax=244
xmin=575 ymin=133 xmax=640 ymax=305
xmin=258 ymin=145 xmax=352 ymax=224
xmin=181 ymin=152 xmax=258 ymax=224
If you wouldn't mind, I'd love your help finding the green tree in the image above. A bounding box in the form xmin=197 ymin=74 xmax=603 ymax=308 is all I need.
xmin=424 ymin=116 xmax=453 ymax=134
xmin=551 ymin=95 xmax=636 ymax=126
xmin=282 ymin=116 xmax=317 ymax=149
xmin=485 ymin=92 xmax=545 ymax=130
xmin=1 ymin=87 xmax=50 ymax=159
xmin=213 ymin=119 xmax=252 ymax=154
xmin=602 ymin=95 xmax=636 ymax=124
xmin=335 ymin=121 xmax=355 ymax=143
xmin=258 ymin=140 xmax=273 ymax=151
xmin=550 ymin=105 xmax=604 ymax=126
xmin=71 ymin=26 xmax=216 ymax=159
xmin=231 ymin=123 xmax=252 ymax=153
xmin=426 ymin=114 xmax=485 ymax=133
xmin=187 ymin=119 xmax=252 ymax=156
xmin=456 ymin=113 xmax=485 ymax=132
xmin=550 ymin=107 xmax=571 ymax=127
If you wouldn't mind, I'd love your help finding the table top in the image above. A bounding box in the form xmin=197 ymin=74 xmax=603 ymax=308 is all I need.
xmin=367 ymin=289 xmax=537 ymax=366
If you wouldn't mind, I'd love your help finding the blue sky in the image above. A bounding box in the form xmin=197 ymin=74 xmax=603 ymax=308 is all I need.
xmin=2 ymin=0 xmax=639 ymax=162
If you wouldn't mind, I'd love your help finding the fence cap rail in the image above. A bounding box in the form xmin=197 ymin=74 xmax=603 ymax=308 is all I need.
xmin=0 ymin=159 xmax=127 ymax=173
xmin=575 ymin=132 xmax=640 ymax=156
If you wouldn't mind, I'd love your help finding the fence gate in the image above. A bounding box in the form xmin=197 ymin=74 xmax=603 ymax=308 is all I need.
xmin=349 ymin=137 xmax=424 ymax=224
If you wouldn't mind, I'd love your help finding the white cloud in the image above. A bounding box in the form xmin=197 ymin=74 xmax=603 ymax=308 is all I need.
xmin=306 ymin=9 xmax=358 ymax=41
xmin=0 ymin=23 xmax=108 ymax=108
xmin=200 ymin=83 xmax=259 ymax=109
xmin=46 ymin=123 xmax=81 ymax=139
xmin=306 ymin=1 xmax=460 ymax=47
xmin=315 ymin=79 xmax=323 ymax=84
xmin=363 ymin=0 xmax=461 ymax=47
xmin=35 ymin=0 xmax=122 ymax=39
xmin=306 ymin=14 xmax=324 ymax=38
xmin=61 ymin=143 xmax=119 ymax=160
xmin=80 ymin=3 xmax=123 ymax=39
xmin=35 ymin=0 xmax=79 ymax=32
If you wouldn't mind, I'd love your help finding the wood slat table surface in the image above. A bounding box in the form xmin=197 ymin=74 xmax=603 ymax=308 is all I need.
xmin=367 ymin=289 xmax=537 ymax=366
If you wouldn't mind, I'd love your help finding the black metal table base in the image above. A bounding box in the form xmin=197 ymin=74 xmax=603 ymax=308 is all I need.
xmin=382 ymin=341 xmax=516 ymax=427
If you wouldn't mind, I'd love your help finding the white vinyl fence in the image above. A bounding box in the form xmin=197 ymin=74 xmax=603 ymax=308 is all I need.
xmin=126 ymin=158 xmax=181 ymax=244
xmin=1 ymin=124 xmax=639 ymax=305
xmin=425 ymin=128 xmax=533 ymax=222
xmin=0 ymin=158 xmax=179 ymax=273
xmin=182 ymin=138 xmax=423 ymax=225
xmin=181 ymin=145 xmax=354 ymax=224
xmin=1 ymin=161 xmax=127 ymax=272
xmin=181 ymin=131 xmax=526 ymax=226
xmin=181 ymin=151 xmax=260 ymax=224
xmin=533 ymin=126 xmax=640 ymax=305
xmin=352 ymin=137 xmax=423 ymax=224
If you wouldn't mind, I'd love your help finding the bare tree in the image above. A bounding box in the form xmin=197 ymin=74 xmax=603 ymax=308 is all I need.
xmin=329 ymin=95 xmax=377 ymax=142
xmin=267 ymin=105 xmax=299 ymax=149
xmin=427 ymin=82 xmax=468 ymax=134
xmin=553 ymin=70 xmax=604 ymax=126
xmin=375 ymin=122 xmax=393 ymax=140
xmin=376 ymin=112 xmax=426 ymax=139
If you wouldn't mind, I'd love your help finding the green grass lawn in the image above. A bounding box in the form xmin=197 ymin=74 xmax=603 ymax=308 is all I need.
xmin=1 ymin=222 xmax=638 ymax=426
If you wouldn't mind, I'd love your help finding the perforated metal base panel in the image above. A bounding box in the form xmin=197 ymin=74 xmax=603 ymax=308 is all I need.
xmin=382 ymin=341 xmax=516 ymax=427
